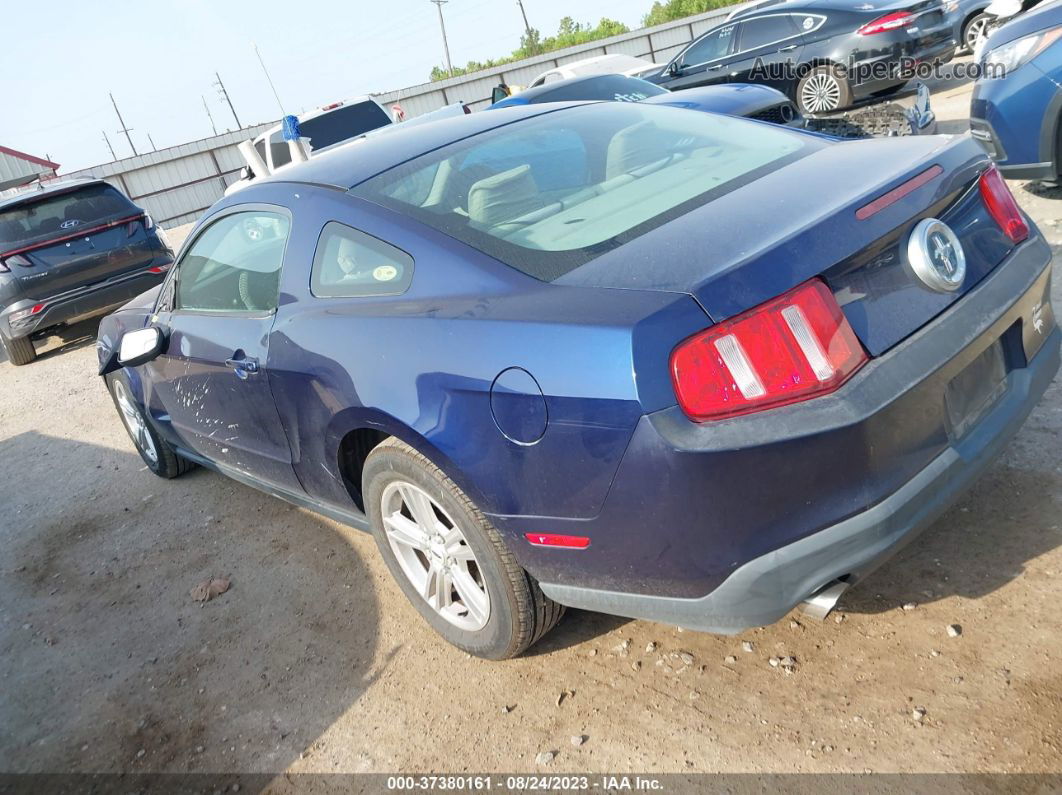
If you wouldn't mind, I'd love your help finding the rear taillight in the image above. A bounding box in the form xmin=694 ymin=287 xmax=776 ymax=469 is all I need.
xmin=146 ymin=265 xmax=168 ymax=274
xmin=857 ymin=10 xmax=916 ymax=34
xmin=979 ymin=165 xmax=1029 ymax=244
xmin=126 ymin=219 xmax=141 ymax=237
xmin=671 ymin=279 xmax=867 ymax=422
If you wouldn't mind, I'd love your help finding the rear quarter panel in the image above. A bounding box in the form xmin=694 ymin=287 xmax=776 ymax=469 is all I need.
xmin=264 ymin=187 xmax=708 ymax=521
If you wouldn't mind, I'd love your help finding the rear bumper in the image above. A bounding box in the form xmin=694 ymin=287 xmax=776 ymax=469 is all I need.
xmin=0 ymin=265 xmax=168 ymax=339
xmin=517 ymin=236 xmax=1058 ymax=631
xmin=542 ymin=325 xmax=1059 ymax=633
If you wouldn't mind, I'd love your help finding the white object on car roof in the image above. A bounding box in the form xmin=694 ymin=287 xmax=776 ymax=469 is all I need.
xmin=226 ymin=98 xmax=466 ymax=195
xmin=528 ymin=53 xmax=661 ymax=87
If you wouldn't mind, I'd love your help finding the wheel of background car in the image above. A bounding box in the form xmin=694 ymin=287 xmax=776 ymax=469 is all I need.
xmin=107 ymin=372 xmax=194 ymax=479
xmin=963 ymin=13 xmax=991 ymax=52
xmin=796 ymin=65 xmax=852 ymax=115
xmin=1 ymin=331 xmax=36 ymax=367
xmin=363 ymin=437 xmax=565 ymax=659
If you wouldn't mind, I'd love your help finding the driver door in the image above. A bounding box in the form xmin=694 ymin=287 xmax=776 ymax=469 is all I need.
xmin=147 ymin=207 xmax=301 ymax=491
xmin=662 ymin=23 xmax=738 ymax=91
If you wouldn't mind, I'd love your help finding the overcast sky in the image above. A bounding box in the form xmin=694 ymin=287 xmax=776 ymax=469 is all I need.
xmin=3 ymin=0 xmax=653 ymax=173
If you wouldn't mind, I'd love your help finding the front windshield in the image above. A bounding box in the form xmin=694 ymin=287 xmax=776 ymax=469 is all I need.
xmin=352 ymin=103 xmax=813 ymax=281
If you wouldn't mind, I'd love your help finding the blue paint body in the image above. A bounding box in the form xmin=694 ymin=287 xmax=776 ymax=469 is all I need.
xmin=970 ymin=1 xmax=1062 ymax=179
xmin=97 ymin=102 xmax=1059 ymax=614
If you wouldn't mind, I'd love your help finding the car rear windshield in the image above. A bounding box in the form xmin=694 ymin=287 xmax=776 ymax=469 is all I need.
xmin=269 ymin=102 xmax=392 ymax=168
xmin=352 ymin=103 xmax=813 ymax=281
xmin=0 ymin=183 xmax=138 ymax=254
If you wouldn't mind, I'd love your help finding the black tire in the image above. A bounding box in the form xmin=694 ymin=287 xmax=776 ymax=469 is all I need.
xmin=796 ymin=65 xmax=853 ymax=115
xmin=364 ymin=437 xmax=564 ymax=660
xmin=962 ymin=13 xmax=991 ymax=53
xmin=106 ymin=371 xmax=193 ymax=479
xmin=1 ymin=332 xmax=36 ymax=366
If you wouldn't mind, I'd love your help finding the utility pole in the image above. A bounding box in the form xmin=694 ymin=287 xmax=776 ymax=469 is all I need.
xmin=147 ymin=134 xmax=158 ymax=152
xmin=430 ymin=0 xmax=454 ymax=78
xmin=253 ymin=42 xmax=285 ymax=116
xmin=516 ymin=0 xmax=536 ymax=52
xmin=202 ymin=95 xmax=218 ymax=136
xmin=101 ymin=131 xmax=116 ymax=161
xmin=214 ymin=71 xmax=242 ymax=129
xmin=109 ymin=92 xmax=138 ymax=156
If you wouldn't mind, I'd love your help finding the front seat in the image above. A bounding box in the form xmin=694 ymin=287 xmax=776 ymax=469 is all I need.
xmin=605 ymin=120 xmax=671 ymax=181
xmin=467 ymin=165 xmax=541 ymax=230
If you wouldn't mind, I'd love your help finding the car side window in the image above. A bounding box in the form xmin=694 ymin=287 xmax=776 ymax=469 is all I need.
xmin=682 ymin=24 xmax=735 ymax=65
xmin=736 ymin=15 xmax=798 ymax=51
xmin=175 ymin=211 xmax=290 ymax=313
xmin=310 ymin=221 xmax=414 ymax=298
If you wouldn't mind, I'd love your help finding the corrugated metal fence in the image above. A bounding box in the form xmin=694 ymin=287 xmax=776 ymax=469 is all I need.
xmin=63 ymin=2 xmax=750 ymax=229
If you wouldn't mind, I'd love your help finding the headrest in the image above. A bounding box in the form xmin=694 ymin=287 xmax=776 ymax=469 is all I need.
xmin=467 ymin=164 xmax=540 ymax=228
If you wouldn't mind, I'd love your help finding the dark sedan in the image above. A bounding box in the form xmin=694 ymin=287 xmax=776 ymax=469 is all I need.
xmin=98 ymin=102 xmax=1058 ymax=659
xmin=648 ymin=0 xmax=957 ymax=114
xmin=490 ymin=73 xmax=802 ymax=126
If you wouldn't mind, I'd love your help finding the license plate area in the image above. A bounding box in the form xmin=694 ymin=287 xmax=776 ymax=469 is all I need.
xmin=945 ymin=339 xmax=1008 ymax=439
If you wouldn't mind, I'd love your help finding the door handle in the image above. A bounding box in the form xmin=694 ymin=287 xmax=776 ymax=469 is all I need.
xmin=708 ymin=63 xmax=724 ymax=70
xmin=778 ymin=44 xmax=798 ymax=52
xmin=225 ymin=356 xmax=259 ymax=377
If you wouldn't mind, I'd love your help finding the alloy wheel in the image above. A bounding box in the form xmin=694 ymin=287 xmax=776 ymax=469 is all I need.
xmin=801 ymin=73 xmax=842 ymax=114
xmin=965 ymin=17 xmax=990 ymax=51
xmin=113 ymin=380 xmax=158 ymax=465
xmin=380 ymin=480 xmax=490 ymax=631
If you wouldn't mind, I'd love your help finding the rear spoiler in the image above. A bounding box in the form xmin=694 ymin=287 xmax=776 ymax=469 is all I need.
xmin=1 ymin=213 xmax=144 ymax=260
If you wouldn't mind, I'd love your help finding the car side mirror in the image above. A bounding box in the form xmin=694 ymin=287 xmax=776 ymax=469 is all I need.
xmin=667 ymin=61 xmax=681 ymax=76
xmin=239 ymin=165 xmax=253 ymax=181
xmin=118 ymin=327 xmax=166 ymax=368
xmin=491 ymin=85 xmax=511 ymax=104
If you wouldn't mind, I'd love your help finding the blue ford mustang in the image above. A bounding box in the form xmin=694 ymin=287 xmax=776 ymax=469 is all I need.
xmin=97 ymin=102 xmax=1059 ymax=659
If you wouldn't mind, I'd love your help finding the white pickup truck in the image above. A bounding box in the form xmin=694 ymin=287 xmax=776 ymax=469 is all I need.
xmin=227 ymin=97 xmax=467 ymax=194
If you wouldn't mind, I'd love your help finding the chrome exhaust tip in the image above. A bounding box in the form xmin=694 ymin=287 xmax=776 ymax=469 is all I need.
xmin=801 ymin=579 xmax=849 ymax=621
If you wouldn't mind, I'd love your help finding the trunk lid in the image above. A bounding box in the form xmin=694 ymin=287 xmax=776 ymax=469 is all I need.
xmin=558 ymin=135 xmax=1015 ymax=356
xmin=0 ymin=182 xmax=162 ymax=300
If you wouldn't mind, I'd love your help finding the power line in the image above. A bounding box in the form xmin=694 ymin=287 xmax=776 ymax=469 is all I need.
xmin=101 ymin=130 xmax=116 ymax=161
xmin=214 ymin=71 xmax=242 ymax=129
xmin=430 ymin=0 xmax=454 ymax=78
xmin=253 ymin=42 xmax=286 ymax=115
xmin=109 ymin=92 xmax=138 ymax=157
xmin=202 ymin=95 xmax=218 ymax=136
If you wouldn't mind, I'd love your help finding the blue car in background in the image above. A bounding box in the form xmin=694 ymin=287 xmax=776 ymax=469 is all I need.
xmin=97 ymin=102 xmax=1058 ymax=659
xmin=970 ymin=0 xmax=1062 ymax=180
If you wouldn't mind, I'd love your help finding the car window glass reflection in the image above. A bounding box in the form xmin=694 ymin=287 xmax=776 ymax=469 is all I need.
xmin=175 ymin=212 xmax=289 ymax=313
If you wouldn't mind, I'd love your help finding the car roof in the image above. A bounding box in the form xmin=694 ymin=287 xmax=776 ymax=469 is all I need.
xmin=0 ymin=177 xmax=111 ymax=212
xmin=499 ymin=73 xmax=649 ymax=104
xmin=259 ymin=102 xmax=576 ymax=190
xmin=726 ymin=0 xmax=846 ymax=18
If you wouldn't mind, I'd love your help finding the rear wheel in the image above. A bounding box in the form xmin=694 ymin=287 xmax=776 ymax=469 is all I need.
xmin=963 ymin=13 xmax=991 ymax=52
xmin=107 ymin=372 xmax=193 ymax=479
xmin=1 ymin=332 xmax=36 ymax=366
xmin=796 ymin=65 xmax=852 ymax=115
xmin=364 ymin=437 xmax=564 ymax=659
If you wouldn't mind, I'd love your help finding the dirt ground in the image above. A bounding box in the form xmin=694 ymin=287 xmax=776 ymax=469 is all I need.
xmin=2 ymin=71 xmax=1061 ymax=779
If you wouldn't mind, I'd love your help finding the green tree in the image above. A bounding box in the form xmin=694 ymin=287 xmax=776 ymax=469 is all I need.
xmin=643 ymin=0 xmax=737 ymax=27
xmin=429 ymin=16 xmax=631 ymax=82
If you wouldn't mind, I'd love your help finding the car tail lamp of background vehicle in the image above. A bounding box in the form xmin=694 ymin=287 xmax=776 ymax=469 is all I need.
xmin=979 ymin=165 xmax=1029 ymax=243
xmin=857 ymin=10 xmax=918 ymax=35
xmin=671 ymin=279 xmax=868 ymax=422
